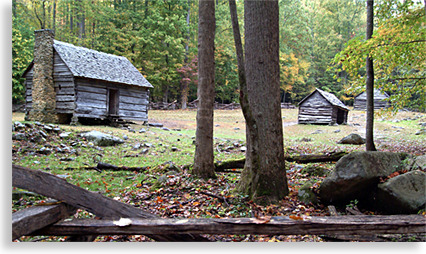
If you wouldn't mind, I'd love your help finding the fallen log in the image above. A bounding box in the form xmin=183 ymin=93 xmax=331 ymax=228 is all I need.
xmin=33 ymin=215 xmax=426 ymax=237
xmin=214 ymin=152 xmax=348 ymax=171
xmin=12 ymin=164 xmax=209 ymax=242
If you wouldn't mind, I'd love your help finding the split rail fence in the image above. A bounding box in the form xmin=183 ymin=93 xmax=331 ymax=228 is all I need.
xmin=12 ymin=164 xmax=426 ymax=242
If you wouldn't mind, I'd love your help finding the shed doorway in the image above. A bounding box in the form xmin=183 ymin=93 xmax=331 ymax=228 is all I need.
xmin=108 ymin=89 xmax=119 ymax=116
xmin=336 ymin=108 xmax=347 ymax=124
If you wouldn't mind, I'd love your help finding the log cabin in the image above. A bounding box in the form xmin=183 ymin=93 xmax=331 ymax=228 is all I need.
xmin=353 ymin=89 xmax=390 ymax=111
xmin=298 ymin=88 xmax=349 ymax=125
xmin=22 ymin=29 xmax=153 ymax=125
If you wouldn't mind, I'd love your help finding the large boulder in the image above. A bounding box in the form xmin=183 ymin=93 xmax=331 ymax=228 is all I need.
xmin=319 ymin=152 xmax=403 ymax=205
xmin=376 ymin=170 xmax=426 ymax=214
xmin=80 ymin=130 xmax=124 ymax=146
xmin=337 ymin=133 xmax=365 ymax=145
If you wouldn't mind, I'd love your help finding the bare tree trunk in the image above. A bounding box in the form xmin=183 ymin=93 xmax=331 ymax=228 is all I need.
xmin=365 ymin=0 xmax=376 ymax=151
xmin=235 ymin=0 xmax=289 ymax=205
xmin=192 ymin=0 xmax=216 ymax=180
xmin=181 ymin=0 xmax=191 ymax=110
xmin=229 ymin=0 xmax=257 ymax=192
xmin=52 ymin=0 xmax=56 ymax=32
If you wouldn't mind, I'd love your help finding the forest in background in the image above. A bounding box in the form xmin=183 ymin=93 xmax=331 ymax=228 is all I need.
xmin=12 ymin=0 xmax=425 ymax=111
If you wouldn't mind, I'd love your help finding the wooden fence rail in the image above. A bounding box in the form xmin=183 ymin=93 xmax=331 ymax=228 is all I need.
xmin=32 ymin=215 xmax=426 ymax=237
xmin=12 ymin=164 xmax=426 ymax=241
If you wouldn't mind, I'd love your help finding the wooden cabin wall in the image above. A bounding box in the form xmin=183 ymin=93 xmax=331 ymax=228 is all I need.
xmin=354 ymin=92 xmax=390 ymax=110
xmin=298 ymin=92 xmax=334 ymax=124
xmin=74 ymin=78 xmax=108 ymax=119
xmin=118 ymin=86 xmax=149 ymax=121
xmin=24 ymin=67 xmax=33 ymax=112
xmin=74 ymin=78 xmax=149 ymax=121
xmin=53 ymin=53 xmax=75 ymax=114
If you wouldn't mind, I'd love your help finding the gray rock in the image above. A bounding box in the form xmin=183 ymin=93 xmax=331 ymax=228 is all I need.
xmin=337 ymin=133 xmax=365 ymax=145
xmin=311 ymin=130 xmax=323 ymax=134
xmin=171 ymin=147 xmax=178 ymax=152
xmin=38 ymin=147 xmax=52 ymax=155
xmin=128 ymin=128 xmax=136 ymax=133
xmin=415 ymin=129 xmax=426 ymax=135
xmin=143 ymin=143 xmax=153 ymax=148
xmin=123 ymin=135 xmax=128 ymax=140
xmin=132 ymin=143 xmax=141 ymax=150
xmin=14 ymin=121 xmax=25 ymax=129
xmin=12 ymin=133 xmax=26 ymax=140
xmin=38 ymin=130 xmax=48 ymax=138
xmin=240 ymin=146 xmax=247 ymax=153
xmin=161 ymin=127 xmax=171 ymax=131
xmin=43 ymin=125 xmax=53 ymax=131
xmin=139 ymin=128 xmax=146 ymax=133
xmin=140 ymin=148 xmax=149 ymax=154
xmin=319 ymin=152 xmax=404 ymax=205
xmin=81 ymin=130 xmax=124 ymax=146
xmin=148 ymin=123 xmax=163 ymax=127
xmin=234 ymin=127 xmax=240 ymax=130
xmin=53 ymin=127 xmax=61 ymax=133
xmin=376 ymin=171 xmax=426 ymax=214
xmin=298 ymin=182 xmax=319 ymax=205
xmin=59 ymin=132 xmax=72 ymax=138
xmin=333 ymin=129 xmax=341 ymax=133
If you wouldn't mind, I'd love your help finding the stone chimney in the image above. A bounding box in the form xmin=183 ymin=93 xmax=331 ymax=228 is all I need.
xmin=26 ymin=29 xmax=58 ymax=123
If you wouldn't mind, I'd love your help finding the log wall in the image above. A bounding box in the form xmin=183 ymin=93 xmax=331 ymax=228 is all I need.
xmin=353 ymin=91 xmax=390 ymax=110
xmin=298 ymin=92 xmax=335 ymax=124
xmin=74 ymin=78 xmax=149 ymax=121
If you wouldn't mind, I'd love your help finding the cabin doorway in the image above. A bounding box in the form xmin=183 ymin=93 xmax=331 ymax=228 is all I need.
xmin=108 ymin=89 xmax=119 ymax=116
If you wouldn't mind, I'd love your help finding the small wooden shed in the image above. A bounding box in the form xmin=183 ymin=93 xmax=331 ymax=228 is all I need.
xmin=353 ymin=89 xmax=390 ymax=110
xmin=22 ymin=29 xmax=153 ymax=124
xmin=298 ymin=88 xmax=349 ymax=125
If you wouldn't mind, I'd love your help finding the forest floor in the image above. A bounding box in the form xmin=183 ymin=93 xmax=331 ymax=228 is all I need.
xmin=12 ymin=108 xmax=426 ymax=242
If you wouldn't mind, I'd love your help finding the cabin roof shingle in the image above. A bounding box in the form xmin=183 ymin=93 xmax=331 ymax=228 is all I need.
xmin=299 ymin=88 xmax=349 ymax=111
xmin=52 ymin=40 xmax=153 ymax=88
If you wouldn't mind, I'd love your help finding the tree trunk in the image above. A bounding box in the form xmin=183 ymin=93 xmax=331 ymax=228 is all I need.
xmin=181 ymin=0 xmax=191 ymax=110
xmin=192 ymin=0 xmax=216 ymax=180
xmin=365 ymin=0 xmax=376 ymax=151
xmin=235 ymin=0 xmax=289 ymax=205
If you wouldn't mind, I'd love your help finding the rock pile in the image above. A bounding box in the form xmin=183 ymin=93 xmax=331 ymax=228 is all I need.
xmin=318 ymin=152 xmax=426 ymax=214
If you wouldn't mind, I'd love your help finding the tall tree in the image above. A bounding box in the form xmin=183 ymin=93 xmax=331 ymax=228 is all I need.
xmin=235 ymin=0 xmax=289 ymax=205
xmin=192 ymin=0 xmax=217 ymax=180
xmin=365 ymin=0 xmax=377 ymax=151
xmin=333 ymin=0 xmax=425 ymax=111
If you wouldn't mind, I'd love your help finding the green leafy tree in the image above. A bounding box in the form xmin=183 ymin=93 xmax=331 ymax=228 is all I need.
xmin=12 ymin=6 xmax=35 ymax=104
xmin=334 ymin=0 xmax=425 ymax=111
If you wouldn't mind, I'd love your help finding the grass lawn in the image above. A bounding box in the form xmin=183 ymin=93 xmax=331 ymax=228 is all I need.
xmin=12 ymin=108 xmax=426 ymax=242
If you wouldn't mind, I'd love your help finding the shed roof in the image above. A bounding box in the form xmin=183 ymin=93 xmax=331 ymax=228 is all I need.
xmin=298 ymin=88 xmax=349 ymax=111
xmin=53 ymin=40 xmax=153 ymax=88
xmin=354 ymin=89 xmax=389 ymax=99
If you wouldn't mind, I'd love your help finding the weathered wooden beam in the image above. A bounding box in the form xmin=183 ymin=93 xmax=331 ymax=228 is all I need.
xmin=12 ymin=164 xmax=209 ymax=242
xmin=214 ymin=152 xmax=348 ymax=171
xmin=33 ymin=215 xmax=426 ymax=237
xmin=12 ymin=203 xmax=77 ymax=241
